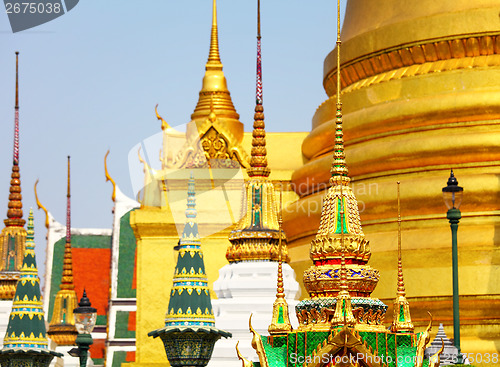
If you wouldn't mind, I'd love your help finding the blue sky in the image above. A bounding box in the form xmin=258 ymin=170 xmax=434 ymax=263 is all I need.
xmin=0 ymin=0 xmax=346 ymax=286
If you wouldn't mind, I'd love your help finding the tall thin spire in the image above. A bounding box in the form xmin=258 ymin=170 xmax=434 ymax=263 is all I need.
xmin=330 ymin=0 xmax=349 ymax=185
xmin=0 ymin=52 xmax=26 ymax=300
xmin=397 ymin=181 xmax=405 ymax=296
xmin=268 ymin=183 xmax=292 ymax=335
xmin=48 ymin=156 xmax=78 ymax=345
xmin=62 ymin=156 xmax=74 ymax=290
xmin=6 ymin=51 xmax=24 ymax=225
xmin=248 ymin=0 xmax=270 ymax=178
xmin=13 ymin=52 xmax=19 ymax=165
xmin=391 ymin=181 xmax=414 ymax=332
xmin=206 ymin=0 xmax=222 ymax=67
xmin=226 ymin=0 xmax=285 ymax=263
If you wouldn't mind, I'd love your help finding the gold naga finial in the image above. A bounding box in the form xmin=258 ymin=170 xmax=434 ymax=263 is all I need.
xmin=34 ymin=179 xmax=49 ymax=229
xmin=268 ymin=183 xmax=292 ymax=335
xmin=331 ymin=182 xmax=356 ymax=326
xmin=207 ymin=0 xmax=222 ymax=67
xmin=235 ymin=342 xmax=253 ymax=367
xmin=329 ymin=0 xmax=349 ymax=186
xmin=429 ymin=339 xmax=445 ymax=367
xmin=248 ymin=0 xmax=270 ymax=178
xmin=249 ymin=314 xmax=269 ymax=367
xmin=155 ymin=104 xmax=171 ymax=131
xmin=391 ymin=181 xmax=414 ymax=332
xmin=415 ymin=312 xmax=433 ymax=367
xmin=104 ymin=150 xmax=117 ymax=203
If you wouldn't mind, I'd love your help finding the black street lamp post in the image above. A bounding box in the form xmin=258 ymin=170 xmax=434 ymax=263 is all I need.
xmin=68 ymin=290 xmax=97 ymax=367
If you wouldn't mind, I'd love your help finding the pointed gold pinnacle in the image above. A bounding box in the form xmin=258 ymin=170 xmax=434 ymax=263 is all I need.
xmin=268 ymin=182 xmax=292 ymax=335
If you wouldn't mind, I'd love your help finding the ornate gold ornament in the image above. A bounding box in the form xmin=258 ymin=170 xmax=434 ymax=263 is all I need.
xmin=415 ymin=312 xmax=433 ymax=367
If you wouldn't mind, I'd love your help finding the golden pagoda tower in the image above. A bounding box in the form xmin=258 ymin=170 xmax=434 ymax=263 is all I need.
xmin=286 ymin=0 xmax=500 ymax=356
xmin=296 ymin=2 xmax=386 ymax=332
xmin=47 ymin=156 xmax=78 ymax=345
xmin=0 ymin=52 xmax=26 ymax=300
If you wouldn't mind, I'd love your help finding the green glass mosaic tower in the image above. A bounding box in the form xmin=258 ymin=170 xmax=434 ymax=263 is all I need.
xmin=0 ymin=210 xmax=62 ymax=366
xmin=149 ymin=174 xmax=230 ymax=367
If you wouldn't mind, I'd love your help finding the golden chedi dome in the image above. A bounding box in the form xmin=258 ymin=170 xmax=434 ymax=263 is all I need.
xmin=286 ymin=0 xmax=500 ymax=357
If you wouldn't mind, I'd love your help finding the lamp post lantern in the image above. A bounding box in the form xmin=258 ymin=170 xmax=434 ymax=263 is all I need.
xmin=69 ymin=290 xmax=97 ymax=367
xmin=442 ymin=169 xmax=463 ymax=363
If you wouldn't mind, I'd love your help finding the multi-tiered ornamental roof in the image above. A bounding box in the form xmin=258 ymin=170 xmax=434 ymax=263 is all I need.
xmin=226 ymin=0 xmax=287 ymax=263
xmin=240 ymin=1 xmax=438 ymax=365
xmin=149 ymin=175 xmax=230 ymax=367
xmin=0 ymin=210 xmax=62 ymax=366
xmin=0 ymin=52 xmax=26 ymax=300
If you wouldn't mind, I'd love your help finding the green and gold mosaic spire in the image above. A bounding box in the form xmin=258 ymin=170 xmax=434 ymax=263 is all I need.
xmin=165 ymin=174 xmax=215 ymax=327
xmin=297 ymin=0 xmax=387 ymax=332
xmin=0 ymin=210 xmax=61 ymax=366
xmin=149 ymin=175 xmax=230 ymax=367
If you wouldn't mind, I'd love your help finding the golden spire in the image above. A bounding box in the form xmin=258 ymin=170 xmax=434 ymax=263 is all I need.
xmin=0 ymin=52 xmax=26 ymax=300
xmin=226 ymin=0 xmax=284 ymax=263
xmin=304 ymin=0 xmax=375 ymax=302
xmin=191 ymin=0 xmax=241 ymax=127
xmin=34 ymin=179 xmax=49 ymax=229
xmin=104 ymin=150 xmax=116 ymax=202
xmin=391 ymin=181 xmax=414 ymax=333
xmin=268 ymin=184 xmax=292 ymax=335
xmin=248 ymin=0 xmax=270 ymax=178
xmin=48 ymin=156 xmax=78 ymax=345
xmin=330 ymin=0 xmax=349 ymax=186
xmin=207 ymin=0 xmax=221 ymax=67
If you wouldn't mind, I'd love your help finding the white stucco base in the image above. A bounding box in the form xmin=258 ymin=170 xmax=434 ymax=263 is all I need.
xmin=209 ymin=261 xmax=301 ymax=367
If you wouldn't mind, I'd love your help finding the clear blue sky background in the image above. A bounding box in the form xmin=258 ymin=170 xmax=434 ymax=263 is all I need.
xmin=0 ymin=0 xmax=346 ymax=288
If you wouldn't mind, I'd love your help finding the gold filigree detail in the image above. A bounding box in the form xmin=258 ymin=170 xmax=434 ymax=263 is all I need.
xmin=325 ymin=33 xmax=500 ymax=96
xmin=305 ymin=327 xmax=382 ymax=367
xmin=303 ymin=264 xmax=380 ymax=298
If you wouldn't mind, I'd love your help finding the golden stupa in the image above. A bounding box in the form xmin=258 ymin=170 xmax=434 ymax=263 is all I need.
xmin=285 ymin=0 xmax=500 ymax=357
